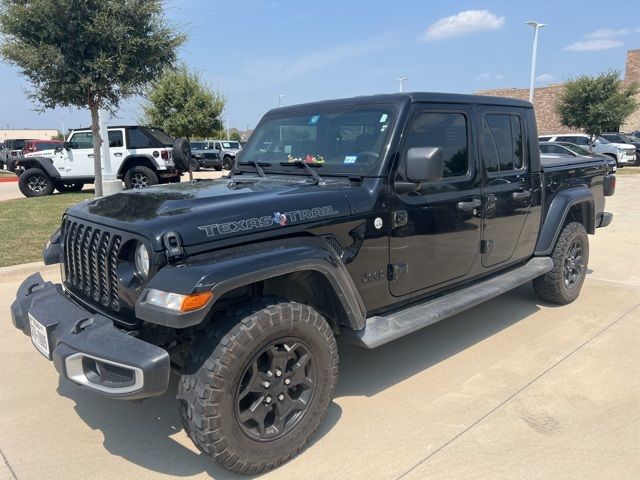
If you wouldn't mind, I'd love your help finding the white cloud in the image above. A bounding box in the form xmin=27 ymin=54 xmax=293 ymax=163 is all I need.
xmin=422 ymin=10 xmax=505 ymax=41
xmin=536 ymin=73 xmax=553 ymax=83
xmin=564 ymin=38 xmax=624 ymax=52
xmin=586 ymin=28 xmax=631 ymax=38
xmin=476 ymin=72 xmax=504 ymax=81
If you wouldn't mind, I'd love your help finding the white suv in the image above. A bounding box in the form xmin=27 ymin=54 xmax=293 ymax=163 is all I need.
xmin=15 ymin=126 xmax=186 ymax=197
xmin=539 ymin=133 xmax=635 ymax=167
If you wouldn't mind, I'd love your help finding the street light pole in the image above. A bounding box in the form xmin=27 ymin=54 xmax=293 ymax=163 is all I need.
xmin=278 ymin=94 xmax=285 ymax=107
xmin=395 ymin=77 xmax=408 ymax=93
xmin=526 ymin=21 xmax=546 ymax=103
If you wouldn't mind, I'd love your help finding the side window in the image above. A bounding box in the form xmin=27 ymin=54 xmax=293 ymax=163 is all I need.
xmin=575 ymin=136 xmax=590 ymax=146
xmin=69 ymin=132 xmax=93 ymax=149
xmin=539 ymin=136 xmax=551 ymax=142
xmin=403 ymin=112 xmax=469 ymax=179
xmin=481 ymin=114 xmax=524 ymax=173
xmin=108 ymin=131 xmax=124 ymax=147
xmin=127 ymin=129 xmax=154 ymax=149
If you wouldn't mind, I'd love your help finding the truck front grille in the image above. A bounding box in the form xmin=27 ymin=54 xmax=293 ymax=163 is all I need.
xmin=63 ymin=218 xmax=122 ymax=313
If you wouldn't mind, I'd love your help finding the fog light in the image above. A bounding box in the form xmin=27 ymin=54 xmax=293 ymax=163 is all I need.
xmin=145 ymin=289 xmax=212 ymax=312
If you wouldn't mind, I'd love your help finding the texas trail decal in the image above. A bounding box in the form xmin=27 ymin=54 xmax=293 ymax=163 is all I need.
xmin=198 ymin=205 xmax=338 ymax=237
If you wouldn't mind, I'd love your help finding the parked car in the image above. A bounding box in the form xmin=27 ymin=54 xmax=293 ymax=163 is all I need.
xmin=539 ymin=133 xmax=635 ymax=167
xmin=11 ymin=92 xmax=614 ymax=474
xmin=601 ymin=132 xmax=640 ymax=165
xmin=21 ymin=139 xmax=64 ymax=156
xmin=539 ymin=141 xmax=616 ymax=172
xmin=13 ymin=126 xmax=187 ymax=197
xmin=189 ymin=141 xmax=222 ymax=171
xmin=209 ymin=139 xmax=241 ymax=170
xmin=1 ymin=138 xmax=29 ymax=171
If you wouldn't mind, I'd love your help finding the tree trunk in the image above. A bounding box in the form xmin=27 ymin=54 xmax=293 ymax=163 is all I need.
xmin=89 ymin=100 xmax=103 ymax=197
xmin=589 ymin=134 xmax=594 ymax=153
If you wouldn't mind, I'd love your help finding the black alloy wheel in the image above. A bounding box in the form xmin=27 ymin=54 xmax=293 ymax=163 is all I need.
xmin=235 ymin=337 xmax=317 ymax=441
xmin=563 ymin=239 xmax=584 ymax=289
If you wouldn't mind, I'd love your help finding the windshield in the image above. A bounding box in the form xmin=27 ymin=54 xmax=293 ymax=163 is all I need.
xmin=222 ymin=141 xmax=241 ymax=149
xmin=144 ymin=127 xmax=174 ymax=146
xmin=596 ymin=136 xmax=610 ymax=144
xmin=563 ymin=144 xmax=592 ymax=155
xmin=239 ymin=105 xmax=396 ymax=174
xmin=190 ymin=142 xmax=205 ymax=149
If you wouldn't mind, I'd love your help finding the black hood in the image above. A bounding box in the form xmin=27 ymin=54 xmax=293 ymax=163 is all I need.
xmin=66 ymin=176 xmax=353 ymax=250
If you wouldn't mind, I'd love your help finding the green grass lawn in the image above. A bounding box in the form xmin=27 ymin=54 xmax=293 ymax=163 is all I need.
xmin=0 ymin=191 xmax=94 ymax=267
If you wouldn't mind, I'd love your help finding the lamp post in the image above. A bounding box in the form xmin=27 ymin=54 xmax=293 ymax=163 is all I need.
xmin=526 ymin=21 xmax=546 ymax=103
xmin=395 ymin=77 xmax=408 ymax=93
xmin=278 ymin=94 xmax=285 ymax=107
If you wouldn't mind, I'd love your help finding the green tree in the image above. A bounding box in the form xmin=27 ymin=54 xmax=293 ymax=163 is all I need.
xmin=556 ymin=70 xmax=639 ymax=149
xmin=0 ymin=0 xmax=184 ymax=196
xmin=230 ymin=131 xmax=242 ymax=142
xmin=51 ymin=132 xmax=65 ymax=141
xmin=142 ymin=65 xmax=225 ymax=139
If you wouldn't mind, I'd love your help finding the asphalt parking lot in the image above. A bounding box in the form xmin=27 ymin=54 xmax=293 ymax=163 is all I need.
xmin=1 ymin=174 xmax=639 ymax=480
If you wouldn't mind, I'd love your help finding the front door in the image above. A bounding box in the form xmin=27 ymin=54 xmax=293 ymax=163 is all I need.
xmin=66 ymin=131 xmax=95 ymax=176
xmin=389 ymin=106 xmax=482 ymax=297
xmin=478 ymin=107 xmax=533 ymax=268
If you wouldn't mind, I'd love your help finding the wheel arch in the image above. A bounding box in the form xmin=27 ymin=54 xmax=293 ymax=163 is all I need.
xmin=535 ymin=186 xmax=595 ymax=256
xmin=15 ymin=156 xmax=60 ymax=179
xmin=117 ymin=155 xmax=157 ymax=178
xmin=136 ymin=237 xmax=367 ymax=331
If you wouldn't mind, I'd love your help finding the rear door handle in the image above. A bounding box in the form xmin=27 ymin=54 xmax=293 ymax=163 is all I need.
xmin=512 ymin=190 xmax=531 ymax=201
xmin=456 ymin=199 xmax=482 ymax=213
xmin=114 ymin=152 xmax=123 ymax=157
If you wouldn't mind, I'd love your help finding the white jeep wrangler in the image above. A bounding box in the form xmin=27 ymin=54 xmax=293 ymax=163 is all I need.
xmin=15 ymin=126 xmax=189 ymax=197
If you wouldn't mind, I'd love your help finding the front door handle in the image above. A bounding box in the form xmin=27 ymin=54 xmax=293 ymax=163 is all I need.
xmin=114 ymin=152 xmax=123 ymax=157
xmin=457 ymin=199 xmax=482 ymax=213
xmin=512 ymin=190 xmax=531 ymax=201
xmin=87 ymin=154 xmax=94 ymax=158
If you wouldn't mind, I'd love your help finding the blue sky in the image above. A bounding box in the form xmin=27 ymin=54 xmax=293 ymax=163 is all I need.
xmin=0 ymin=0 xmax=638 ymax=132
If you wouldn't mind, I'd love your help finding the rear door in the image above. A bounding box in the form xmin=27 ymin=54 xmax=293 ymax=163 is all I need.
xmin=478 ymin=107 xmax=533 ymax=268
xmin=389 ymin=104 xmax=482 ymax=297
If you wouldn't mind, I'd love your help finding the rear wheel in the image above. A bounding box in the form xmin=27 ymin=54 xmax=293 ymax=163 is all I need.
xmin=533 ymin=222 xmax=589 ymax=305
xmin=123 ymin=165 xmax=158 ymax=189
xmin=18 ymin=168 xmax=54 ymax=197
xmin=177 ymin=297 xmax=338 ymax=474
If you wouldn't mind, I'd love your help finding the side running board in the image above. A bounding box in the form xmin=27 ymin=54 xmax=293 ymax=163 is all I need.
xmin=343 ymin=257 xmax=554 ymax=349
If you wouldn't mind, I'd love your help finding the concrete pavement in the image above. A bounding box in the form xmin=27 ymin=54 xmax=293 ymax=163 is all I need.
xmin=0 ymin=175 xmax=638 ymax=479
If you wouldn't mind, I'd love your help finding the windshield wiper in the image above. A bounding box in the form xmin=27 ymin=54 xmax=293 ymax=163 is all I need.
xmin=238 ymin=160 xmax=268 ymax=177
xmin=279 ymin=160 xmax=325 ymax=185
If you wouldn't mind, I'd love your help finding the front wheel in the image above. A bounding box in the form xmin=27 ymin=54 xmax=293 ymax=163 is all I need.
xmin=190 ymin=158 xmax=200 ymax=172
xmin=223 ymin=156 xmax=234 ymax=170
xmin=177 ymin=297 xmax=338 ymax=474
xmin=123 ymin=165 xmax=158 ymax=189
xmin=533 ymin=222 xmax=589 ymax=305
xmin=18 ymin=168 xmax=54 ymax=197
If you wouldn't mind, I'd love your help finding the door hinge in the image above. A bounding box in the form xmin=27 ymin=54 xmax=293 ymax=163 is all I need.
xmin=480 ymin=239 xmax=494 ymax=255
xmin=392 ymin=210 xmax=408 ymax=228
xmin=387 ymin=262 xmax=408 ymax=281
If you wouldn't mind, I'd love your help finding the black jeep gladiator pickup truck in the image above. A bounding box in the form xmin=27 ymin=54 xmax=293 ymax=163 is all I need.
xmin=11 ymin=93 xmax=614 ymax=474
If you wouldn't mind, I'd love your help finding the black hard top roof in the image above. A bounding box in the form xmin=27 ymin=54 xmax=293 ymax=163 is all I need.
xmin=72 ymin=125 xmax=159 ymax=131
xmin=268 ymin=92 xmax=532 ymax=115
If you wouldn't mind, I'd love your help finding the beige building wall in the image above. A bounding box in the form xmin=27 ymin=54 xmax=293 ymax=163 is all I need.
xmin=0 ymin=129 xmax=61 ymax=142
xmin=479 ymin=49 xmax=640 ymax=135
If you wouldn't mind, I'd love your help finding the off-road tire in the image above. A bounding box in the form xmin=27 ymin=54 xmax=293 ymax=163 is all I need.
xmin=54 ymin=181 xmax=84 ymax=193
xmin=123 ymin=165 xmax=158 ymax=189
xmin=190 ymin=158 xmax=200 ymax=172
xmin=172 ymin=138 xmax=191 ymax=172
xmin=18 ymin=168 xmax=54 ymax=197
xmin=214 ymin=163 xmax=223 ymax=171
xmin=223 ymin=156 xmax=234 ymax=170
xmin=533 ymin=222 xmax=589 ymax=305
xmin=177 ymin=297 xmax=338 ymax=475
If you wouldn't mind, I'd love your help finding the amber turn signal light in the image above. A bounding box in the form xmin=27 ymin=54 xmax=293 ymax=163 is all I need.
xmin=181 ymin=291 xmax=213 ymax=312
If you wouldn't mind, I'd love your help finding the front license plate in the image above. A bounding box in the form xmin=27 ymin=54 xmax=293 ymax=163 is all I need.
xmin=29 ymin=313 xmax=50 ymax=359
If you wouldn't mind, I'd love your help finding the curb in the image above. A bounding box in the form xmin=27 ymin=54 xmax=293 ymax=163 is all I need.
xmin=0 ymin=261 xmax=59 ymax=283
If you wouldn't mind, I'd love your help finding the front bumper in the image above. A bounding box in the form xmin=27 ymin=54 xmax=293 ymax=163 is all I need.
xmin=618 ymin=152 xmax=636 ymax=165
xmin=11 ymin=273 xmax=170 ymax=400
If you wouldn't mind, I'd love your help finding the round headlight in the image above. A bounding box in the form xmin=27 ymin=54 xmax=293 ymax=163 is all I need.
xmin=134 ymin=243 xmax=150 ymax=278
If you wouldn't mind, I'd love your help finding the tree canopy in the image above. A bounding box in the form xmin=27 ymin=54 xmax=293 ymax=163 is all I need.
xmin=556 ymin=70 xmax=639 ymax=142
xmin=0 ymin=0 xmax=185 ymax=195
xmin=142 ymin=65 xmax=225 ymax=139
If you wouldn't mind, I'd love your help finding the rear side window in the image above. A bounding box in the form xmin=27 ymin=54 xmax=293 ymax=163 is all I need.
xmin=481 ymin=114 xmax=524 ymax=173
xmin=127 ymin=129 xmax=156 ymax=149
xmin=403 ymin=112 xmax=469 ymax=178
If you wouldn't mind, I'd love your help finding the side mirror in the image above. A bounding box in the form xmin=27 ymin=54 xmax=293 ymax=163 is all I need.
xmin=406 ymin=147 xmax=444 ymax=183
xmin=63 ymin=141 xmax=70 ymax=149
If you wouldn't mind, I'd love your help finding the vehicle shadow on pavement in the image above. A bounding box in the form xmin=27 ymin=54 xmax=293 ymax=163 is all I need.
xmin=336 ymin=283 xmax=541 ymax=398
xmin=54 ymin=283 xmax=539 ymax=478
xmin=56 ymin=374 xmax=342 ymax=478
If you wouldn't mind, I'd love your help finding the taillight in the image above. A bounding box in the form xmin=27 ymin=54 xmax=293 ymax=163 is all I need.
xmin=161 ymin=150 xmax=169 ymax=160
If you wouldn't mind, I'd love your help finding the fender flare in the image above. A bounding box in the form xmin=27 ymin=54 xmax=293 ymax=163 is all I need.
xmin=535 ymin=186 xmax=595 ymax=256
xmin=15 ymin=156 xmax=60 ymax=179
xmin=136 ymin=237 xmax=367 ymax=330
xmin=117 ymin=154 xmax=157 ymax=176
